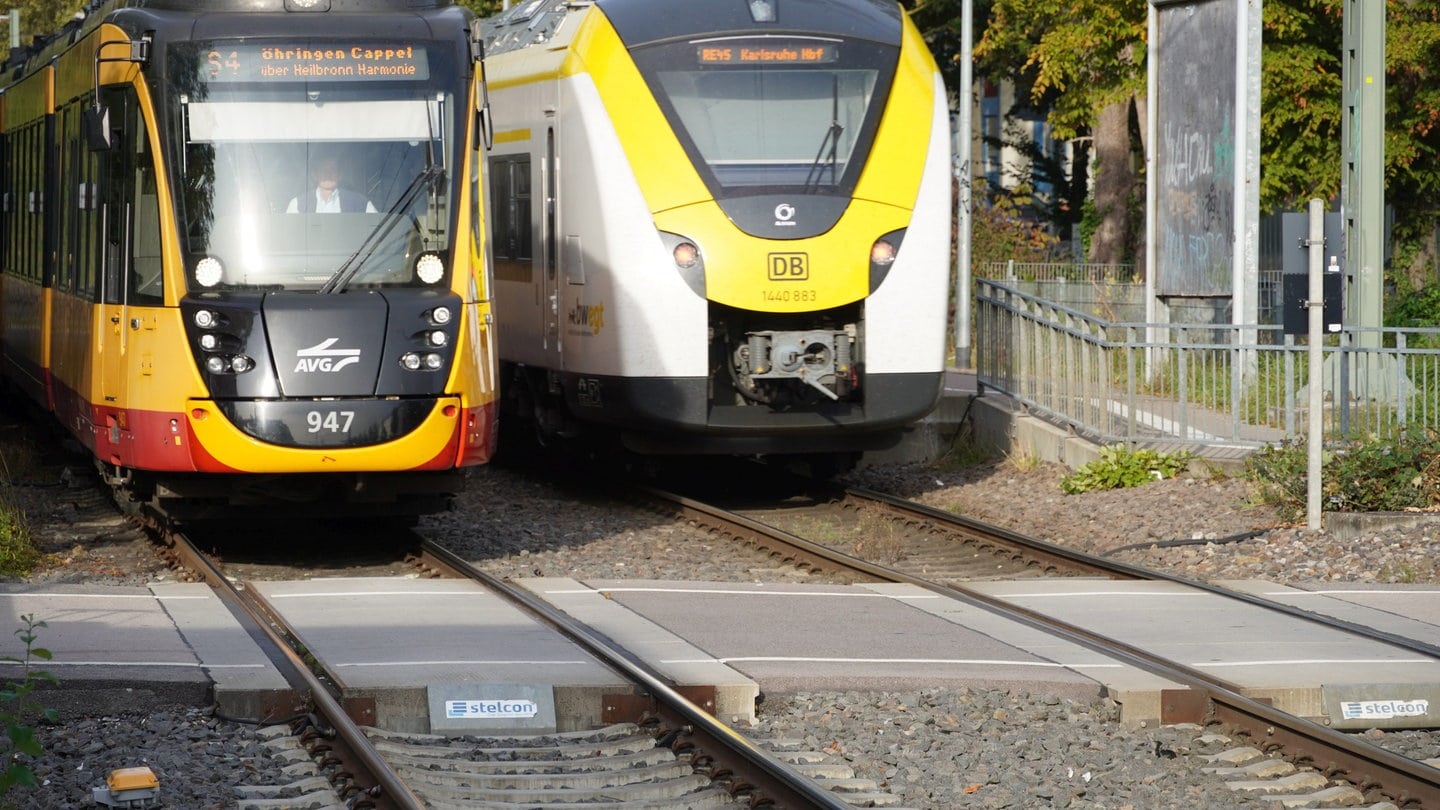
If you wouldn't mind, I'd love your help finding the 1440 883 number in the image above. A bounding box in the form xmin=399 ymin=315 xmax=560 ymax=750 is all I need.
xmin=762 ymin=289 xmax=817 ymax=303
xmin=307 ymin=410 xmax=355 ymax=434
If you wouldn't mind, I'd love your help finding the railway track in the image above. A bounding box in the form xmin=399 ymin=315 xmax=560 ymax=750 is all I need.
xmin=638 ymin=482 xmax=1440 ymax=809
xmin=154 ymin=519 xmax=869 ymax=808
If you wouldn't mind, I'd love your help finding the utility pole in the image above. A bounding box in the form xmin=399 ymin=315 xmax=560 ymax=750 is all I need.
xmin=3 ymin=10 xmax=19 ymax=50
xmin=1341 ymin=0 xmax=1384 ymax=346
xmin=953 ymin=0 xmax=972 ymax=369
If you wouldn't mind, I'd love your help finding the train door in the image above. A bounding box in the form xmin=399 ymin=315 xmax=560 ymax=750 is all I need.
xmin=541 ymin=126 xmax=561 ymax=367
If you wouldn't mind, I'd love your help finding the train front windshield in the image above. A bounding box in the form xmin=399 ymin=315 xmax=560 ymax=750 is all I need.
xmin=167 ymin=41 xmax=463 ymax=293
xmin=633 ymin=36 xmax=896 ymax=197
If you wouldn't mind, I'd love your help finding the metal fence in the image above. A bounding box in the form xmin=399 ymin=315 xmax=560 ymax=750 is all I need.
xmin=974 ymin=277 xmax=1440 ymax=455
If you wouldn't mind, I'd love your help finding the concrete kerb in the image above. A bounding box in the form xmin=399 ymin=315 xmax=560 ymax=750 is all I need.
xmin=968 ymin=393 xmax=1250 ymax=476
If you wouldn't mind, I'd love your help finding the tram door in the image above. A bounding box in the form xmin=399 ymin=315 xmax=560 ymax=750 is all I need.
xmin=96 ymin=88 xmax=162 ymax=415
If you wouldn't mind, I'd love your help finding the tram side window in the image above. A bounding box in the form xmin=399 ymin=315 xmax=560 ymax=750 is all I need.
xmin=60 ymin=103 xmax=101 ymax=296
xmin=74 ymin=113 xmax=99 ymax=296
xmin=489 ymin=155 xmax=530 ymax=283
xmin=20 ymin=123 xmax=43 ymax=283
xmin=130 ymin=111 xmax=162 ymax=305
xmin=1 ymin=134 xmax=11 ymax=278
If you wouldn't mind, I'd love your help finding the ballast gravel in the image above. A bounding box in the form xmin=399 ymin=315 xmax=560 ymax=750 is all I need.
xmin=5 ymin=453 xmax=1440 ymax=807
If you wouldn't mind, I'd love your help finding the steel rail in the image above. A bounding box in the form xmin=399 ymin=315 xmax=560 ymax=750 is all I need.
xmin=417 ymin=540 xmax=854 ymax=810
xmin=160 ymin=527 xmax=427 ymax=810
xmin=849 ymin=483 xmax=1440 ymax=661
xmin=641 ymin=485 xmax=1440 ymax=809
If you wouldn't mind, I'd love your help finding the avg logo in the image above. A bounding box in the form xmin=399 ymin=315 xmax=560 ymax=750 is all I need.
xmin=295 ymin=338 xmax=362 ymax=372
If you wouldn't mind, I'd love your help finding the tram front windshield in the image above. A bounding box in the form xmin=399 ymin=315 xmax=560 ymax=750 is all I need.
xmin=168 ymin=41 xmax=462 ymax=293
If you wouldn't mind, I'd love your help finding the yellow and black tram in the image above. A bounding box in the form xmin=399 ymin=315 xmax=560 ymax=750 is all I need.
xmin=0 ymin=0 xmax=497 ymax=520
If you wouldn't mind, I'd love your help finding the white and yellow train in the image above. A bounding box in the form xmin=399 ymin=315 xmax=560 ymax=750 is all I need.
xmin=481 ymin=0 xmax=953 ymax=470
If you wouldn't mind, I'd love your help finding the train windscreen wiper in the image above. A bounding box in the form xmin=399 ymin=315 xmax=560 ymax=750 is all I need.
xmin=802 ymin=76 xmax=842 ymax=192
xmin=318 ymin=164 xmax=446 ymax=295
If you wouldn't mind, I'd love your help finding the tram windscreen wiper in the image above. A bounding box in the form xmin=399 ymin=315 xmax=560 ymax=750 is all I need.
xmin=802 ymin=76 xmax=842 ymax=192
xmin=318 ymin=164 xmax=446 ymax=295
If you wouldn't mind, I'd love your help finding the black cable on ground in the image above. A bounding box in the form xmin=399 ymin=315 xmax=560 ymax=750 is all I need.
xmin=1101 ymin=528 xmax=1270 ymax=557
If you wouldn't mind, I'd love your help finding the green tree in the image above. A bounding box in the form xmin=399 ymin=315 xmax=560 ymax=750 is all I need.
xmin=920 ymin=0 xmax=1440 ymax=280
xmin=0 ymin=1 xmax=84 ymax=66
xmin=458 ymin=0 xmax=505 ymax=19
xmin=912 ymin=0 xmax=1146 ymax=265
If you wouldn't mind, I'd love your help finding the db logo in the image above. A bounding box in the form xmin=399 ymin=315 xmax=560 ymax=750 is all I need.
xmin=768 ymin=252 xmax=809 ymax=281
xmin=773 ymin=203 xmax=797 ymax=227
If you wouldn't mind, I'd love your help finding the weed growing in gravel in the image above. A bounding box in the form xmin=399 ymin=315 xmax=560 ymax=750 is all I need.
xmin=851 ymin=513 xmax=905 ymax=564
xmin=0 ymin=447 xmax=42 ymax=578
xmin=1245 ymin=429 xmax=1440 ymax=520
xmin=0 ymin=613 xmax=57 ymax=804
xmin=1059 ymin=445 xmax=1193 ymax=494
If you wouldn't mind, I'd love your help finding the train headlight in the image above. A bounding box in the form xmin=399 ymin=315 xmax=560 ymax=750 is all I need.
xmin=660 ymin=231 xmax=706 ymax=298
xmin=401 ymin=352 xmax=422 ymax=370
xmin=194 ymin=256 xmax=224 ymax=288
xmin=205 ymin=356 xmax=227 ymax=374
xmin=869 ymin=228 xmax=907 ymax=293
xmin=424 ymin=353 xmax=444 ymax=370
xmin=749 ymin=0 xmax=777 ymax=22
xmin=230 ymin=355 xmax=254 ymax=373
xmin=427 ymin=330 xmax=448 ymax=348
xmin=673 ymin=241 xmax=700 ymax=269
xmin=870 ymin=239 xmax=897 ymax=267
xmin=430 ymin=306 xmax=453 ymax=326
xmin=194 ymin=309 xmax=218 ymax=329
xmin=199 ymin=334 xmax=219 ymax=351
xmin=414 ymin=252 xmax=445 ymax=285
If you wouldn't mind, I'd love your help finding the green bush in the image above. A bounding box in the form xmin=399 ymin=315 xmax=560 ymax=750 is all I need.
xmin=1060 ymin=445 xmax=1193 ymax=494
xmin=1245 ymin=429 xmax=1440 ymax=521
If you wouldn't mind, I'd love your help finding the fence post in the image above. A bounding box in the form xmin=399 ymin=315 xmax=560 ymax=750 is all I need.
xmin=1306 ymin=197 xmax=1324 ymax=531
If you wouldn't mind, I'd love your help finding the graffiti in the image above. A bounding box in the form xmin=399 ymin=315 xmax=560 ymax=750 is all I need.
xmin=1162 ymin=224 xmax=1231 ymax=285
xmin=1162 ymin=122 xmax=1216 ymax=187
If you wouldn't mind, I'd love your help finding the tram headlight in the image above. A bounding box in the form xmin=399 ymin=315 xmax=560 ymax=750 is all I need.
xmin=194 ymin=256 xmax=224 ymax=288
xmin=414 ymin=252 xmax=445 ymax=285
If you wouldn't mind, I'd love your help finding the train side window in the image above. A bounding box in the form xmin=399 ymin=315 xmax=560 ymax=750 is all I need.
xmin=490 ymin=154 xmax=531 ymax=283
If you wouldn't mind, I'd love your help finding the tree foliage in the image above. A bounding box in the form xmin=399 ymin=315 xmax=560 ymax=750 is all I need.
xmin=917 ymin=0 xmax=1440 ymax=267
xmin=969 ymin=0 xmax=1146 ymax=141
xmin=0 ymin=1 xmax=84 ymax=66
xmin=458 ymin=0 xmax=506 ymax=20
